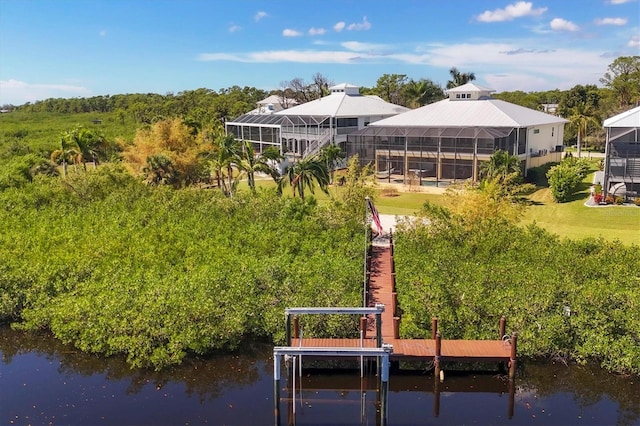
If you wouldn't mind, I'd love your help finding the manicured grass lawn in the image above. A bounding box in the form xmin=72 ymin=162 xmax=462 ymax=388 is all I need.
xmin=521 ymin=187 xmax=639 ymax=244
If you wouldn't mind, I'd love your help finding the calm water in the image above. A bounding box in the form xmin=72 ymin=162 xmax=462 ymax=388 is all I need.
xmin=1 ymin=327 xmax=638 ymax=425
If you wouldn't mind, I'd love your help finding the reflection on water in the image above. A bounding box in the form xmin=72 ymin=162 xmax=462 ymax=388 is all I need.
xmin=1 ymin=327 xmax=638 ymax=425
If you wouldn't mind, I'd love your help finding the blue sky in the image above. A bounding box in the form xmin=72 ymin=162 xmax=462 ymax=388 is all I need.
xmin=1 ymin=0 xmax=638 ymax=106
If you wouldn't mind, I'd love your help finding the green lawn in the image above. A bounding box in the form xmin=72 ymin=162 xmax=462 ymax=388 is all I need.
xmin=521 ymin=187 xmax=639 ymax=244
xmin=251 ymin=179 xmax=638 ymax=245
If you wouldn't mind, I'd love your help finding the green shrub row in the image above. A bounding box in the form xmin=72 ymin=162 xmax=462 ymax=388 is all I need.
xmin=394 ymin=205 xmax=640 ymax=375
xmin=0 ymin=166 xmax=364 ymax=369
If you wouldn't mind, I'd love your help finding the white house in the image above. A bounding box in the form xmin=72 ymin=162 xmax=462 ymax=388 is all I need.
xmin=602 ymin=105 xmax=640 ymax=199
xmin=225 ymin=83 xmax=408 ymax=158
xmin=346 ymin=83 xmax=568 ymax=184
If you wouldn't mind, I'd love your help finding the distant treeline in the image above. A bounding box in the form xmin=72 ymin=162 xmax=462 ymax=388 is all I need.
xmin=12 ymin=86 xmax=269 ymax=127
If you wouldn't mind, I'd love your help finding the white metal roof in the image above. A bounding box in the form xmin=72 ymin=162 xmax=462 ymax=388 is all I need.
xmin=369 ymin=97 xmax=568 ymax=128
xmin=603 ymin=105 xmax=640 ymax=128
xmin=445 ymin=82 xmax=495 ymax=94
xmin=257 ymin=94 xmax=297 ymax=106
xmin=274 ymin=86 xmax=409 ymax=118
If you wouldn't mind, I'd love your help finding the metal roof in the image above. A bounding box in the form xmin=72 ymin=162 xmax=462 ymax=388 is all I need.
xmin=369 ymin=97 xmax=568 ymax=128
xmin=273 ymin=90 xmax=409 ymax=118
xmin=603 ymin=105 xmax=640 ymax=128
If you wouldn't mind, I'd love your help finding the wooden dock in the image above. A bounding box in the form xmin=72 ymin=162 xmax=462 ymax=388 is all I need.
xmin=286 ymin=234 xmax=517 ymax=375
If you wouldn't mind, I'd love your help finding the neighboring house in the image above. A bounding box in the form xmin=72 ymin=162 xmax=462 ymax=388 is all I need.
xmin=225 ymin=83 xmax=409 ymax=158
xmin=346 ymin=83 xmax=568 ymax=184
xmin=602 ymin=105 xmax=640 ymax=199
xmin=253 ymin=94 xmax=298 ymax=114
xmin=541 ymin=103 xmax=558 ymax=115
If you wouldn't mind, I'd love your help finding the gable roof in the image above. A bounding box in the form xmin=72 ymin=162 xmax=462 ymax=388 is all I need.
xmin=445 ymin=82 xmax=495 ymax=94
xmin=369 ymin=97 xmax=568 ymax=128
xmin=274 ymin=84 xmax=409 ymax=118
xmin=603 ymin=105 xmax=640 ymax=128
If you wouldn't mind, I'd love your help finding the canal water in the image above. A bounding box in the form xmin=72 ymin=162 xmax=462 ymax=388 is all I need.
xmin=1 ymin=327 xmax=638 ymax=425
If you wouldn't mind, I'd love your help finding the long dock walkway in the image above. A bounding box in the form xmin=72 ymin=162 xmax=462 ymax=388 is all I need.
xmin=290 ymin=234 xmax=516 ymax=371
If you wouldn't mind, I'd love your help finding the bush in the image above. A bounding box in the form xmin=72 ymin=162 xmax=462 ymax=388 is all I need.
xmin=394 ymin=203 xmax=640 ymax=375
xmin=546 ymin=157 xmax=591 ymax=203
xmin=0 ymin=170 xmax=366 ymax=369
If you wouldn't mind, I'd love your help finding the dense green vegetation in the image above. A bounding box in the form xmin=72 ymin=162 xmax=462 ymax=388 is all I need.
xmin=0 ymin=56 xmax=638 ymax=374
xmin=0 ymin=167 xmax=364 ymax=369
xmin=395 ymin=197 xmax=640 ymax=375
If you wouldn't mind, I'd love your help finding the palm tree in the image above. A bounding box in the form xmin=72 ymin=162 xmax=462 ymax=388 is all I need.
xmin=402 ymin=79 xmax=444 ymax=108
xmin=479 ymin=150 xmax=521 ymax=181
xmin=50 ymin=134 xmax=80 ymax=178
xmin=318 ymin=144 xmax=345 ymax=184
xmin=446 ymin=67 xmax=476 ymax=89
xmin=236 ymin=141 xmax=282 ymax=191
xmin=143 ymin=154 xmax=178 ymax=187
xmin=203 ymin=134 xmax=242 ymax=197
xmin=568 ymin=102 xmax=600 ymax=158
xmin=278 ymin=155 xmax=330 ymax=200
xmin=73 ymin=127 xmax=105 ymax=170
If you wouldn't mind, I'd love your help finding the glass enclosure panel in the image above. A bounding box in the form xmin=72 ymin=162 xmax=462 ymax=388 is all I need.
xmin=456 ymin=138 xmax=474 ymax=153
xmin=249 ymin=126 xmax=260 ymax=142
xmin=477 ymin=138 xmax=494 ymax=154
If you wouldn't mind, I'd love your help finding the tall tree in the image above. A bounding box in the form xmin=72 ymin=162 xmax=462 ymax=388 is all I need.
xmin=373 ymin=74 xmax=408 ymax=105
xmin=278 ymin=155 xmax=330 ymax=200
xmin=568 ymin=102 xmax=601 ymax=158
xmin=50 ymin=133 xmax=80 ymax=178
xmin=446 ymin=67 xmax=476 ymax=89
xmin=403 ymin=78 xmax=444 ymax=108
xmin=235 ymin=141 xmax=282 ymax=192
xmin=318 ymin=144 xmax=346 ymax=184
xmin=599 ymin=56 xmax=640 ymax=108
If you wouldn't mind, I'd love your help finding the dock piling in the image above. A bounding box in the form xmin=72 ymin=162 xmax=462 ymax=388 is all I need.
xmin=434 ymin=332 xmax=442 ymax=377
xmin=431 ymin=317 xmax=438 ymax=340
xmin=508 ymin=332 xmax=517 ymax=380
xmin=499 ymin=316 xmax=506 ymax=339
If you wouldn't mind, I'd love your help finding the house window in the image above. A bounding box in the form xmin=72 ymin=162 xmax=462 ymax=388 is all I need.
xmin=552 ymin=127 xmax=555 ymax=137
xmin=456 ymin=94 xmax=461 ymax=99
xmin=533 ymin=129 xmax=540 ymax=134
xmin=466 ymin=93 xmax=471 ymax=98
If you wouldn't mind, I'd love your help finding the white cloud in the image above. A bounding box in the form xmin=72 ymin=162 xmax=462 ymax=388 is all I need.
xmin=347 ymin=16 xmax=371 ymax=31
xmin=628 ymin=35 xmax=640 ymax=48
xmin=0 ymin=79 xmax=91 ymax=105
xmin=341 ymin=41 xmax=390 ymax=53
xmin=254 ymin=11 xmax=268 ymax=22
xmin=282 ymin=28 xmax=303 ymax=37
xmin=334 ymin=21 xmax=346 ymax=32
xmin=99 ymin=30 xmax=107 ymax=37
xmin=476 ymin=1 xmax=547 ymax=23
xmin=228 ymin=24 xmax=242 ymax=33
xmin=550 ymin=18 xmax=579 ymax=31
xmin=308 ymin=27 xmax=326 ymax=36
xmin=607 ymin=0 xmax=635 ymax=4
xmin=594 ymin=17 xmax=628 ymax=26
xmin=199 ymin=50 xmax=375 ymax=64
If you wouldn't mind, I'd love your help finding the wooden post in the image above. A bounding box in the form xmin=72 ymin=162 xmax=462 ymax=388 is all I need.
xmin=285 ymin=314 xmax=291 ymax=346
xmin=393 ymin=317 xmax=400 ymax=339
xmin=431 ymin=317 xmax=438 ymax=340
xmin=434 ymin=332 xmax=442 ymax=377
xmin=292 ymin=316 xmax=299 ymax=340
xmin=508 ymin=375 xmax=515 ymax=419
xmin=499 ymin=316 xmax=506 ymax=339
xmin=392 ymin=292 xmax=397 ymax=316
xmin=433 ymin=370 xmax=441 ymax=418
xmin=376 ymin=313 xmax=382 ymax=348
xmin=509 ymin=332 xmax=517 ymax=380
xmin=360 ymin=316 xmax=367 ymax=339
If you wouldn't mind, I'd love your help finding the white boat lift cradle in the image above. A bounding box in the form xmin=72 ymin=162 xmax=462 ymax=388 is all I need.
xmin=272 ymin=305 xmax=392 ymax=425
